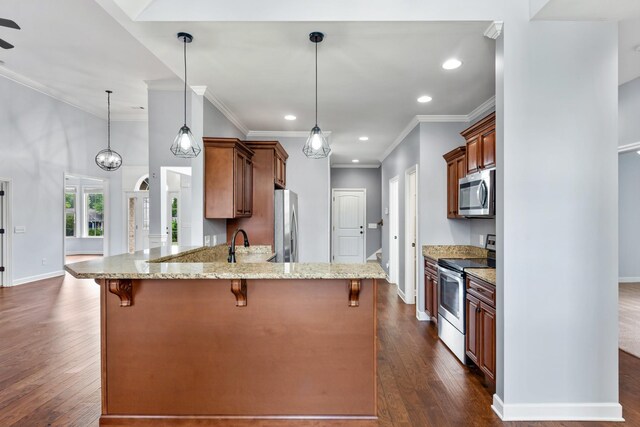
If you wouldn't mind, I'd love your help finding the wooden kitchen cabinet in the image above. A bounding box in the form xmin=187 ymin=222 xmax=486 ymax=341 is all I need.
xmin=227 ymin=140 xmax=289 ymax=247
xmin=424 ymin=257 xmax=439 ymax=322
xmin=461 ymin=112 xmax=496 ymax=175
xmin=443 ymin=147 xmax=466 ymax=219
xmin=465 ymin=275 xmax=496 ymax=382
xmin=204 ymin=138 xmax=254 ymax=219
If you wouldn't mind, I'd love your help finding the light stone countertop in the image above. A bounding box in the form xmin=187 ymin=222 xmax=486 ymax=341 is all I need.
xmin=422 ymin=245 xmax=489 ymax=260
xmin=64 ymin=245 xmax=386 ymax=280
xmin=465 ymin=268 xmax=496 ymax=285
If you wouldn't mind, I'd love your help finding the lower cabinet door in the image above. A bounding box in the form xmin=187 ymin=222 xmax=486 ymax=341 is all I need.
xmin=480 ymin=303 xmax=496 ymax=380
xmin=425 ymin=274 xmax=433 ymax=317
xmin=431 ymin=277 xmax=438 ymax=320
xmin=465 ymin=294 xmax=481 ymax=365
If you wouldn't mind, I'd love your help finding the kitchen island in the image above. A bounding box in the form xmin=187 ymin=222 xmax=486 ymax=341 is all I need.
xmin=65 ymin=245 xmax=385 ymax=426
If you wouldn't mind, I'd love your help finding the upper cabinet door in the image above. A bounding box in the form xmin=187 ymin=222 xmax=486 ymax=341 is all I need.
xmin=466 ymin=137 xmax=480 ymax=175
xmin=243 ymin=157 xmax=253 ymax=215
xmin=234 ymin=151 xmax=246 ymax=217
xmin=481 ymin=128 xmax=496 ymax=170
xmin=460 ymin=112 xmax=496 ymax=175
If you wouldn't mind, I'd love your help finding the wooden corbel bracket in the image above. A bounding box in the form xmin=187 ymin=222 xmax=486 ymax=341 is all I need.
xmin=231 ymin=279 xmax=247 ymax=307
xmin=348 ymin=279 xmax=362 ymax=307
xmin=106 ymin=279 xmax=133 ymax=307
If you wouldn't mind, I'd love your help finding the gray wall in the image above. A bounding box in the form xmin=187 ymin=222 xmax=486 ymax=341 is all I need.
xmin=498 ymin=4 xmax=619 ymax=415
xmin=247 ymin=135 xmax=330 ymax=262
xmin=330 ymin=167 xmax=382 ymax=258
xmin=619 ymin=76 xmax=640 ymax=147
xmin=619 ymin=151 xmax=640 ymax=280
xmin=0 ymin=75 xmax=136 ymax=284
xmin=381 ymin=125 xmax=420 ymax=296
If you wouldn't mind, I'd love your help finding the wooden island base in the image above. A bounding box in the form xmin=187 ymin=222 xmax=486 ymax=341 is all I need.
xmin=97 ymin=278 xmax=377 ymax=425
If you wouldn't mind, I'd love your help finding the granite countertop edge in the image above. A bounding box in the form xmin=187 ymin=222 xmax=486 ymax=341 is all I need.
xmin=465 ymin=268 xmax=496 ymax=285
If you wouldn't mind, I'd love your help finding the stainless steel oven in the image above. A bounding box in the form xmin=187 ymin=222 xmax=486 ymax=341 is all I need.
xmin=458 ymin=168 xmax=495 ymax=218
xmin=437 ymin=265 xmax=466 ymax=363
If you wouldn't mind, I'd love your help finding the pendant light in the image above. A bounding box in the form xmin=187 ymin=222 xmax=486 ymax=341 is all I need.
xmin=170 ymin=32 xmax=201 ymax=158
xmin=95 ymin=90 xmax=122 ymax=171
xmin=303 ymin=32 xmax=331 ymax=159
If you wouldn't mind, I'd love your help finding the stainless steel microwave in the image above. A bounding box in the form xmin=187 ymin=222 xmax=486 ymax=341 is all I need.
xmin=458 ymin=168 xmax=495 ymax=218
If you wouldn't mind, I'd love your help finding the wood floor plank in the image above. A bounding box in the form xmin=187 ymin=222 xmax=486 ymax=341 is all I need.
xmin=1 ymin=273 xmax=639 ymax=426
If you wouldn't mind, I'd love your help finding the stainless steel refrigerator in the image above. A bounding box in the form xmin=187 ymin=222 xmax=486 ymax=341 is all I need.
xmin=274 ymin=189 xmax=299 ymax=262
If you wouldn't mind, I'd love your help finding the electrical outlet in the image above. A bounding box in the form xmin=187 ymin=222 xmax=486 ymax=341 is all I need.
xmin=204 ymin=235 xmax=211 ymax=246
xmin=41 ymin=258 xmax=47 ymax=265
xmin=479 ymin=235 xmax=485 ymax=247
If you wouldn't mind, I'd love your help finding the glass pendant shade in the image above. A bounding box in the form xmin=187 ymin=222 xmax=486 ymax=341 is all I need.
xmin=95 ymin=148 xmax=122 ymax=171
xmin=95 ymin=90 xmax=122 ymax=171
xmin=303 ymin=125 xmax=331 ymax=159
xmin=170 ymin=124 xmax=201 ymax=158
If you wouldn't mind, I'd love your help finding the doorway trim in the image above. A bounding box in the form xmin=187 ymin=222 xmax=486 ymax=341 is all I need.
xmin=0 ymin=177 xmax=12 ymax=287
xmin=331 ymin=188 xmax=367 ymax=263
xmin=388 ymin=175 xmax=400 ymax=287
xmin=404 ymin=164 xmax=419 ymax=305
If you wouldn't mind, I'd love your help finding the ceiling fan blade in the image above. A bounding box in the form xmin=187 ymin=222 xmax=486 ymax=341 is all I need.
xmin=0 ymin=18 xmax=20 ymax=30
xmin=0 ymin=38 xmax=14 ymax=49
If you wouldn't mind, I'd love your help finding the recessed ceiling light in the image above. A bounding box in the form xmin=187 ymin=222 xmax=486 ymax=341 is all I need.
xmin=442 ymin=58 xmax=463 ymax=70
xmin=359 ymin=136 xmax=369 ymax=141
xmin=284 ymin=115 xmax=296 ymax=121
xmin=417 ymin=95 xmax=432 ymax=103
xmin=352 ymin=159 xmax=360 ymax=163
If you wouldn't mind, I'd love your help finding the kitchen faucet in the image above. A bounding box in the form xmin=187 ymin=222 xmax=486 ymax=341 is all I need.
xmin=228 ymin=229 xmax=250 ymax=263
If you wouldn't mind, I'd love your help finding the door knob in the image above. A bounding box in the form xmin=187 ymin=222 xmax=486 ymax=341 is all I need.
xmin=360 ymin=231 xmax=363 ymax=234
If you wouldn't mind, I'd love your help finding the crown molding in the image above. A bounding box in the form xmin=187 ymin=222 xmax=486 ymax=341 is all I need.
xmin=416 ymin=115 xmax=468 ymax=122
xmin=380 ymin=96 xmax=497 ymax=162
xmin=331 ymin=163 xmax=380 ymax=169
xmin=0 ymin=66 xmax=104 ymax=120
xmin=144 ymin=78 xmax=184 ymax=91
xmin=190 ymin=85 xmax=207 ymax=96
xmin=246 ymin=130 xmax=332 ymax=138
xmin=618 ymin=141 xmax=640 ymax=153
xmin=484 ymin=21 xmax=504 ymax=40
xmin=201 ymin=88 xmax=250 ymax=135
xmin=468 ymin=96 xmax=496 ymax=122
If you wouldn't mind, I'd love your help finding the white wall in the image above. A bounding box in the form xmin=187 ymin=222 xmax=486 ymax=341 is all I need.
xmin=619 ymin=76 xmax=640 ymax=148
xmin=0 ymin=75 xmax=127 ymax=284
xmin=247 ymin=135 xmax=331 ymax=262
xmin=497 ymin=1 xmax=620 ymax=419
xmin=619 ymin=151 xmax=640 ymax=281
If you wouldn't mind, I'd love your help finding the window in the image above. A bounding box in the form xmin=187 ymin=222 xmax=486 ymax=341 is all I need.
xmin=65 ymin=186 xmax=77 ymax=237
xmin=142 ymin=197 xmax=150 ymax=230
xmin=138 ymin=177 xmax=149 ymax=191
xmin=171 ymin=197 xmax=178 ymax=244
xmin=84 ymin=189 xmax=104 ymax=237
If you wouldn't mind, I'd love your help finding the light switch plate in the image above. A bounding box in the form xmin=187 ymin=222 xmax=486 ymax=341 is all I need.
xmin=384 ymin=207 xmax=389 ymax=215
xmin=368 ymin=223 xmax=377 ymax=229
xmin=14 ymin=226 xmax=25 ymax=234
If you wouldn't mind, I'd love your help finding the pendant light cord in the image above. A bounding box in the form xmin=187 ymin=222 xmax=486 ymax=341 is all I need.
xmin=315 ymin=41 xmax=318 ymax=126
xmin=183 ymin=37 xmax=187 ymax=126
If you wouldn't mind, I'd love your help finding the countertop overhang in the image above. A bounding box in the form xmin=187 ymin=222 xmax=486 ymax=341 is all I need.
xmin=64 ymin=246 xmax=386 ymax=280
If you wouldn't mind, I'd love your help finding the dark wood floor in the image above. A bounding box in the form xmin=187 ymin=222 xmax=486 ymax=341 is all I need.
xmin=1 ymin=274 xmax=638 ymax=426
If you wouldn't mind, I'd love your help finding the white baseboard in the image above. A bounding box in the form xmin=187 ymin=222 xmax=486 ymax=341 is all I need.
xmin=493 ymin=394 xmax=623 ymax=421
xmin=12 ymin=270 xmax=65 ymax=287
xmin=397 ymin=286 xmax=410 ymax=304
xmin=416 ymin=310 xmax=430 ymax=321
xmin=619 ymin=277 xmax=640 ymax=283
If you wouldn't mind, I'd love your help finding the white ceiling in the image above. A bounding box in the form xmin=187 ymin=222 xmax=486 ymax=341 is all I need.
xmin=85 ymin=14 xmax=498 ymax=164
xmin=620 ymin=18 xmax=640 ymax=85
xmin=531 ymin=0 xmax=640 ymax=21
xmin=1 ymin=0 xmax=639 ymax=163
xmin=0 ymin=0 xmax=175 ymax=120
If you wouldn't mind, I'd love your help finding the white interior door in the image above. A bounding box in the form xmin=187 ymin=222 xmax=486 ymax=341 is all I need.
xmin=389 ymin=177 xmax=400 ymax=285
xmin=404 ymin=168 xmax=417 ymax=303
xmin=332 ymin=189 xmax=366 ymax=263
xmin=126 ymin=192 xmax=150 ymax=253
